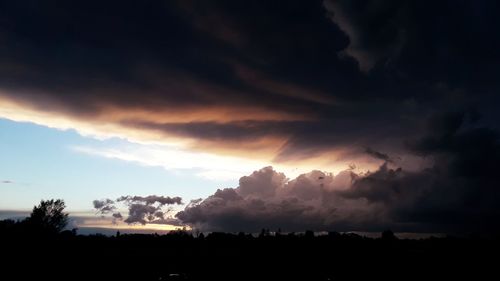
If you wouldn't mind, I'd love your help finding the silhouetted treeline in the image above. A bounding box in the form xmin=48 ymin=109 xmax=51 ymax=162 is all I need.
xmin=1 ymin=200 xmax=499 ymax=280
xmin=1 ymin=222 xmax=498 ymax=281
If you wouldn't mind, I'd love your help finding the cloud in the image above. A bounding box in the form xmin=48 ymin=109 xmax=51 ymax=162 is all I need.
xmin=93 ymin=199 xmax=116 ymax=215
xmin=324 ymin=0 xmax=408 ymax=72
xmin=177 ymin=112 xmax=500 ymax=233
xmin=175 ymin=166 xmax=371 ymax=232
xmin=86 ymin=112 xmax=500 ymax=233
xmin=1 ymin=180 xmax=13 ymax=184
xmin=112 ymin=212 xmax=123 ymax=220
xmin=93 ymin=195 xmax=183 ymax=226
xmin=118 ymin=195 xmax=183 ymax=225
xmin=365 ymin=147 xmax=395 ymax=163
xmin=1 ymin=0 xmax=499 ymax=173
xmin=72 ymin=142 xmax=273 ymax=181
xmin=72 ymin=138 xmax=368 ymax=182
xmin=117 ymin=195 xmax=183 ymax=206
xmin=123 ymin=204 xmax=165 ymax=225
xmin=93 ymin=199 xmax=123 ymax=224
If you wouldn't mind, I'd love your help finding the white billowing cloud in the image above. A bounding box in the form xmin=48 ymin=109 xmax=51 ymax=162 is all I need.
xmin=237 ymin=167 xmax=288 ymax=198
xmin=175 ymin=166 xmax=379 ymax=232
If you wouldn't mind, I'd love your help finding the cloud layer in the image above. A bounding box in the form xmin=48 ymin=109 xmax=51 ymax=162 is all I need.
xmin=177 ymin=112 xmax=500 ymax=233
xmin=1 ymin=0 xmax=499 ymax=172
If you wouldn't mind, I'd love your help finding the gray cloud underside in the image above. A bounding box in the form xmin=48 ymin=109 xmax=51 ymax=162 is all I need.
xmin=1 ymin=0 xmax=499 ymax=163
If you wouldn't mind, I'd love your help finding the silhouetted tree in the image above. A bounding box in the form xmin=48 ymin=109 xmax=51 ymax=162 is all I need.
xmin=26 ymin=199 xmax=69 ymax=234
xmin=381 ymin=230 xmax=398 ymax=241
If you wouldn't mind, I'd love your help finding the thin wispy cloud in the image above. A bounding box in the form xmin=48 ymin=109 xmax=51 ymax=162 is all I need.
xmin=71 ymin=141 xmax=333 ymax=182
xmin=72 ymin=143 xmax=267 ymax=182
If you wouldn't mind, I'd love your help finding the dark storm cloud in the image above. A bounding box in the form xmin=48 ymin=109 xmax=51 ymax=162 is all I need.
xmin=177 ymin=113 xmax=500 ymax=233
xmin=0 ymin=0 xmax=335 ymax=113
xmin=365 ymin=148 xmax=394 ymax=163
xmin=346 ymin=112 xmax=500 ymax=232
xmin=121 ymin=120 xmax=301 ymax=142
xmin=1 ymin=0 xmax=500 ymax=161
xmin=324 ymin=0 xmax=500 ymax=89
xmin=324 ymin=0 xmax=408 ymax=72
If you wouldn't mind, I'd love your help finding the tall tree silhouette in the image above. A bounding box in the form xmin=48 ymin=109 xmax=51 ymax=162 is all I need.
xmin=26 ymin=199 xmax=69 ymax=234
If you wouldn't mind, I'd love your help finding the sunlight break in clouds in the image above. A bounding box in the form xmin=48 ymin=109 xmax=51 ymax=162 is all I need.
xmin=72 ymin=143 xmax=317 ymax=182
xmin=0 ymin=94 xmax=369 ymax=183
xmin=72 ymin=144 xmax=266 ymax=181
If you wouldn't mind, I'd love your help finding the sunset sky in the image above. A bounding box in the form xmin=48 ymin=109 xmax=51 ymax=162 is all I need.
xmin=1 ymin=0 xmax=500 ymax=234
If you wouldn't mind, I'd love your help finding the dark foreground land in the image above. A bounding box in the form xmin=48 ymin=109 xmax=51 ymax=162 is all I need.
xmin=1 ymin=229 xmax=498 ymax=281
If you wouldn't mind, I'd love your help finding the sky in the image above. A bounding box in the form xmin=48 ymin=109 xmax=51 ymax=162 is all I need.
xmin=1 ymin=0 xmax=500 ymax=234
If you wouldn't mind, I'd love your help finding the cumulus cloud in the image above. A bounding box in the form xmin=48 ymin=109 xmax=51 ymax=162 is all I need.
xmin=117 ymin=195 xmax=182 ymax=225
xmin=175 ymin=166 xmax=372 ymax=232
xmin=177 ymin=112 xmax=500 ymax=233
xmin=88 ymin=112 xmax=500 ymax=233
xmin=112 ymin=212 xmax=123 ymax=220
xmin=117 ymin=195 xmax=183 ymax=206
xmin=343 ymin=121 xmax=500 ymax=233
xmin=93 ymin=199 xmax=117 ymax=215
xmin=94 ymin=195 xmax=183 ymax=226
xmin=93 ymin=199 xmax=123 ymax=224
